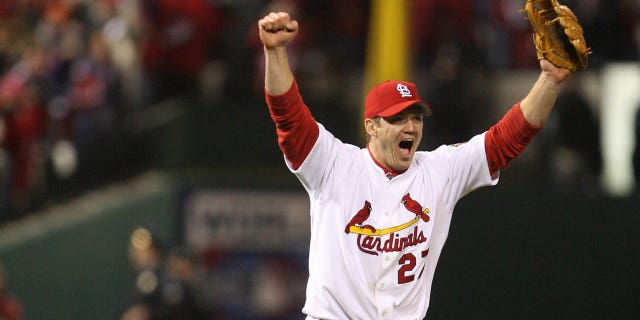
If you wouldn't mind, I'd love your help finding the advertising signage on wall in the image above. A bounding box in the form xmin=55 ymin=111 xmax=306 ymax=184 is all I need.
xmin=182 ymin=189 xmax=310 ymax=251
xmin=180 ymin=188 xmax=310 ymax=319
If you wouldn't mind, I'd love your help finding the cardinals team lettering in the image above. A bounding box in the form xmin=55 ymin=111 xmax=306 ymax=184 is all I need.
xmin=357 ymin=226 xmax=426 ymax=256
xmin=345 ymin=193 xmax=430 ymax=255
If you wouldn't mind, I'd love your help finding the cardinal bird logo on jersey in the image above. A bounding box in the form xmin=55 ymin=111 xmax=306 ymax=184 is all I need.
xmin=344 ymin=195 xmax=430 ymax=256
xmin=344 ymin=194 xmax=430 ymax=236
xmin=344 ymin=201 xmax=375 ymax=234
xmin=401 ymin=193 xmax=430 ymax=222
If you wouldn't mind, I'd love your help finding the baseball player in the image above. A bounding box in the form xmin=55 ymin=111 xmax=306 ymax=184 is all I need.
xmin=259 ymin=10 xmax=571 ymax=320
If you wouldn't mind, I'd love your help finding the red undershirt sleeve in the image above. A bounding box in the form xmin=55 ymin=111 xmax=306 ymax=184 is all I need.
xmin=484 ymin=102 xmax=542 ymax=176
xmin=265 ymin=80 xmax=320 ymax=170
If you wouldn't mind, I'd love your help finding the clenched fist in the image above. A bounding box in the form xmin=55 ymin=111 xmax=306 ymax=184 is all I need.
xmin=258 ymin=12 xmax=298 ymax=49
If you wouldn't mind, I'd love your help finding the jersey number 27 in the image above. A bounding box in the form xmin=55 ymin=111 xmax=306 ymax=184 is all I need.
xmin=398 ymin=249 xmax=429 ymax=284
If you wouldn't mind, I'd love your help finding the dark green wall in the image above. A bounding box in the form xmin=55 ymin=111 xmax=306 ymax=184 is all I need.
xmin=427 ymin=189 xmax=640 ymax=320
xmin=0 ymin=177 xmax=178 ymax=320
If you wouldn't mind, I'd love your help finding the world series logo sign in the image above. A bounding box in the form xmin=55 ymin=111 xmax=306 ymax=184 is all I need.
xmin=180 ymin=189 xmax=310 ymax=318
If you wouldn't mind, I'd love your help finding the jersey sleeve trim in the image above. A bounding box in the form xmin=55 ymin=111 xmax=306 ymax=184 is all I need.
xmin=484 ymin=102 xmax=542 ymax=175
xmin=265 ymin=80 xmax=320 ymax=170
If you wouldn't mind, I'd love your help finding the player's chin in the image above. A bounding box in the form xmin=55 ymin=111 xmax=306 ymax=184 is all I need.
xmin=393 ymin=151 xmax=413 ymax=170
xmin=394 ymin=160 xmax=412 ymax=172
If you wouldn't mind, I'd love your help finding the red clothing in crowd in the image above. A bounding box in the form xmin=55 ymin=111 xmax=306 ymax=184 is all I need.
xmin=0 ymin=292 xmax=24 ymax=320
xmin=140 ymin=0 xmax=223 ymax=76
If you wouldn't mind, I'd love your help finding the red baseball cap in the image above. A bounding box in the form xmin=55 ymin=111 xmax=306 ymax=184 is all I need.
xmin=364 ymin=80 xmax=431 ymax=119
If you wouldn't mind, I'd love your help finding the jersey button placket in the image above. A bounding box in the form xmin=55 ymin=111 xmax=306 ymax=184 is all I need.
xmin=376 ymin=203 xmax=395 ymax=320
xmin=379 ymin=307 xmax=392 ymax=320
xmin=375 ymin=276 xmax=393 ymax=320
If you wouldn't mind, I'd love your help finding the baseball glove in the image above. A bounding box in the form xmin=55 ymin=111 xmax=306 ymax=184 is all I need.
xmin=523 ymin=0 xmax=590 ymax=72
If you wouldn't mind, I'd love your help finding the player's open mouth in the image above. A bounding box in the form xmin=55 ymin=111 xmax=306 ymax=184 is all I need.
xmin=399 ymin=139 xmax=414 ymax=156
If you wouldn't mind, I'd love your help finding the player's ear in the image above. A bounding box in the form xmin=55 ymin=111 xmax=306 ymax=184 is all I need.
xmin=364 ymin=118 xmax=377 ymax=137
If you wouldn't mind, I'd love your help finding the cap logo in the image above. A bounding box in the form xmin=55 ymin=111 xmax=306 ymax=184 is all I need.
xmin=396 ymin=83 xmax=412 ymax=98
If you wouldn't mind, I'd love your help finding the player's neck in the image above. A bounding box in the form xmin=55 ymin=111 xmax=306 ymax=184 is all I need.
xmin=366 ymin=145 xmax=407 ymax=179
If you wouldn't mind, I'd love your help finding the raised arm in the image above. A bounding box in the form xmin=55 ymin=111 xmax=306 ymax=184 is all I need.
xmin=519 ymin=0 xmax=588 ymax=126
xmin=258 ymin=12 xmax=298 ymax=95
xmin=258 ymin=12 xmax=319 ymax=170
xmin=484 ymin=60 xmax=571 ymax=175
xmin=519 ymin=59 xmax=572 ymax=126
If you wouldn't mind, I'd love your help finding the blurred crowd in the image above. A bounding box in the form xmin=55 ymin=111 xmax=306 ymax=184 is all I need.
xmin=123 ymin=227 xmax=212 ymax=320
xmin=122 ymin=226 xmax=307 ymax=320
xmin=0 ymin=0 xmax=637 ymax=217
xmin=0 ymin=0 xmax=225 ymax=216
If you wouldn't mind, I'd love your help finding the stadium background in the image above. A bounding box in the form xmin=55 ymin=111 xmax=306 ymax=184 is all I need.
xmin=0 ymin=0 xmax=637 ymax=319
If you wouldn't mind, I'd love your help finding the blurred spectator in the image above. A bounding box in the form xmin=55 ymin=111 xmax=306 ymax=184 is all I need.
xmin=66 ymin=30 xmax=120 ymax=153
xmin=34 ymin=0 xmax=83 ymax=97
xmin=139 ymin=0 xmax=223 ymax=104
xmin=483 ymin=0 xmax=537 ymax=69
xmin=0 ymin=47 xmax=48 ymax=215
xmin=99 ymin=0 xmax=145 ymax=111
xmin=166 ymin=246 xmax=213 ymax=319
xmin=410 ymin=0 xmax=478 ymax=68
xmin=547 ymin=76 xmax=601 ymax=194
xmin=0 ymin=22 xmax=14 ymax=75
xmin=122 ymin=227 xmax=207 ymax=320
xmin=312 ymin=0 xmax=367 ymax=71
xmin=422 ymin=44 xmax=477 ymax=149
xmin=0 ymin=263 xmax=24 ymax=320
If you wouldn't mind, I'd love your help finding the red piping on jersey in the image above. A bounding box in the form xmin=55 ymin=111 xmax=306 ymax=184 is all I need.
xmin=265 ymin=80 xmax=319 ymax=170
xmin=484 ymin=102 xmax=542 ymax=176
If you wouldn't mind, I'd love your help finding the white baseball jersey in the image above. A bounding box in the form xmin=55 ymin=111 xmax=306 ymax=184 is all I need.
xmin=290 ymin=124 xmax=499 ymax=320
